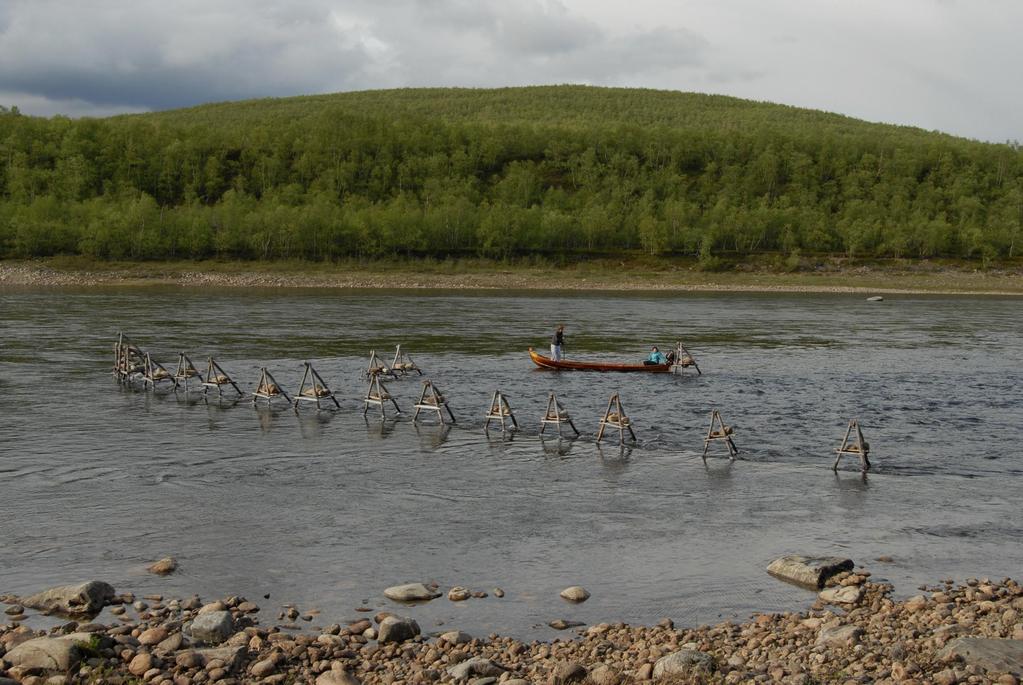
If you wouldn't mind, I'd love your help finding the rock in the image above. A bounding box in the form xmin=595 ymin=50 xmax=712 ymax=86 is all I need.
xmin=448 ymin=587 xmax=471 ymax=601
xmin=588 ymin=664 xmax=621 ymax=685
xmin=493 ymin=588 xmax=505 ymax=598
xmin=938 ymin=637 xmax=1023 ymax=674
xmin=4 ymin=605 xmax=25 ymax=616
xmin=348 ymin=619 xmax=372 ymax=634
xmin=552 ymin=662 xmax=587 ymax=684
xmin=818 ymin=585 xmax=864 ymax=605
xmin=147 ymin=557 xmax=178 ymax=575
xmin=198 ymin=601 xmax=226 ymax=614
xmin=138 ymin=626 xmax=169 ymax=646
xmin=251 ymin=654 xmax=281 ymax=677
xmin=766 ymin=556 xmax=854 ymax=589
xmin=383 ymin=583 xmax=441 ymax=602
xmin=175 ymin=651 xmax=204 ymax=669
xmin=128 ymin=651 xmax=154 ymax=676
xmin=548 ymin=619 xmax=585 ymax=630
xmin=652 ymin=650 xmax=715 ymax=678
xmin=904 ymin=595 xmax=929 ymax=612
xmin=816 ymin=624 xmax=864 ymax=647
xmin=866 ymin=296 xmax=884 ymax=301
xmin=195 ymin=646 xmax=245 ymax=672
xmin=189 ymin=610 xmax=235 ymax=644
xmin=440 ymin=630 xmax=473 ymax=645
xmin=377 ymin=615 xmax=420 ymax=643
xmin=559 ymin=587 xmax=591 ymax=603
xmin=317 ymin=667 xmax=362 ymax=685
xmin=635 ymin=663 xmax=653 ymax=681
xmin=933 ymin=669 xmax=959 ymax=685
xmin=155 ymin=632 xmax=183 ymax=654
xmin=3 ymin=632 xmax=93 ymax=672
xmin=447 ymin=657 xmax=506 ymax=680
xmin=20 ymin=581 xmax=115 ymax=616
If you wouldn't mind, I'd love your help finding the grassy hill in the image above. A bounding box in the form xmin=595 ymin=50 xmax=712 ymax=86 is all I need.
xmin=1 ymin=85 xmax=1020 ymax=264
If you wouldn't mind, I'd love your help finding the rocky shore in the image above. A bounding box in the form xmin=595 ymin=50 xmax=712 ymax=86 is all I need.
xmin=2 ymin=262 xmax=1021 ymax=295
xmin=2 ymin=562 xmax=1022 ymax=685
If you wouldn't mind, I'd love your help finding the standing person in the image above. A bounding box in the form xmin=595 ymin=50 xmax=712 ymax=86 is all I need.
xmin=551 ymin=325 xmax=565 ymax=361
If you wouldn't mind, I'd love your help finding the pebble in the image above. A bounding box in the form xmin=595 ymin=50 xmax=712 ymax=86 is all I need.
xmin=2 ymin=574 xmax=1019 ymax=685
xmin=448 ymin=587 xmax=471 ymax=602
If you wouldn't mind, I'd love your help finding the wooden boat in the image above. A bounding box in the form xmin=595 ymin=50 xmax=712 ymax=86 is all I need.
xmin=529 ymin=348 xmax=672 ymax=373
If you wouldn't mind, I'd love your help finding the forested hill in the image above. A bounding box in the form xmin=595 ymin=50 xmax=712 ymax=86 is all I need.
xmin=1 ymin=85 xmax=1020 ymax=263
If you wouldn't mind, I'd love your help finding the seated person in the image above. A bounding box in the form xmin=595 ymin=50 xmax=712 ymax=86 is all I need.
xmin=644 ymin=346 xmax=668 ymax=365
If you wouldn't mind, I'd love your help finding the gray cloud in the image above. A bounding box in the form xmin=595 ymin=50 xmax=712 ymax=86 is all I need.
xmin=0 ymin=0 xmax=1019 ymax=141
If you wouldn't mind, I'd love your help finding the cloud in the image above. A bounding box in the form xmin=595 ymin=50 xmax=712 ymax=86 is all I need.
xmin=0 ymin=0 xmax=1020 ymax=141
xmin=0 ymin=0 xmax=708 ymax=114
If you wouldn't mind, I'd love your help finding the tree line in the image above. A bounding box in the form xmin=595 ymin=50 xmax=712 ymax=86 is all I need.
xmin=1 ymin=86 xmax=1021 ymax=264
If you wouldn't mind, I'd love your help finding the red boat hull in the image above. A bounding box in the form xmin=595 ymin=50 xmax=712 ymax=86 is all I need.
xmin=528 ymin=348 xmax=672 ymax=373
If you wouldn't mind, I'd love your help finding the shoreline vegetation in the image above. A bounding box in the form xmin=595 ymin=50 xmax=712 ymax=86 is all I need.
xmin=1 ymin=258 xmax=1022 ymax=295
xmin=2 ymin=86 xmax=1023 ymax=267
xmin=2 ymin=565 xmax=1022 ymax=684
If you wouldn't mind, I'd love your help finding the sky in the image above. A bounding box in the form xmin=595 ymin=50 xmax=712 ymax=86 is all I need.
xmin=0 ymin=0 xmax=1018 ymax=142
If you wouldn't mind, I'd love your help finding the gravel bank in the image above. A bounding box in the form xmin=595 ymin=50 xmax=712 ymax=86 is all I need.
xmin=2 ymin=569 xmax=1021 ymax=684
xmin=2 ymin=262 xmax=1021 ymax=295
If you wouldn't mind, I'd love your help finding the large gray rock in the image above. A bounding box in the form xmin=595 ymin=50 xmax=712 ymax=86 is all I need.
xmin=20 ymin=581 xmax=115 ymax=616
xmin=3 ymin=632 xmax=93 ymax=672
xmin=939 ymin=637 xmax=1023 ymax=674
xmin=652 ymin=650 xmax=715 ymax=678
xmin=188 ymin=610 xmax=235 ymax=644
xmin=766 ymin=555 xmax=853 ymax=589
xmin=383 ymin=583 xmax=440 ymax=602
xmin=377 ymin=615 xmax=420 ymax=644
xmin=447 ymin=657 xmax=506 ymax=680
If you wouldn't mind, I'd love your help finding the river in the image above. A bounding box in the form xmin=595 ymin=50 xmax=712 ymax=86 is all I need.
xmin=1 ymin=287 xmax=1020 ymax=637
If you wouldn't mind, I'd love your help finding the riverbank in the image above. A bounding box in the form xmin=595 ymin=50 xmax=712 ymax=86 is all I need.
xmin=1 ymin=259 xmax=1022 ymax=294
xmin=2 ymin=567 xmax=1021 ymax=685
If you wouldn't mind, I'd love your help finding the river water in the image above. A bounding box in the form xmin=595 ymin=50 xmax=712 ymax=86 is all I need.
xmin=0 ymin=286 xmax=1021 ymax=637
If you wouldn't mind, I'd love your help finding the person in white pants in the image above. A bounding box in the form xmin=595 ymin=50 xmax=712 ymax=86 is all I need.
xmin=550 ymin=324 xmax=565 ymax=360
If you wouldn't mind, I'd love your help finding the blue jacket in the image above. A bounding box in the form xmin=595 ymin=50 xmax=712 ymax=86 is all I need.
xmin=647 ymin=350 xmax=667 ymax=364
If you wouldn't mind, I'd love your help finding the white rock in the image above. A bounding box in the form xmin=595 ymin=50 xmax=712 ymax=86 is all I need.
xmin=440 ymin=630 xmax=473 ymax=645
xmin=383 ymin=583 xmax=441 ymax=602
xmin=818 ymin=585 xmax=864 ymax=605
xmin=559 ymin=586 xmax=591 ymax=602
